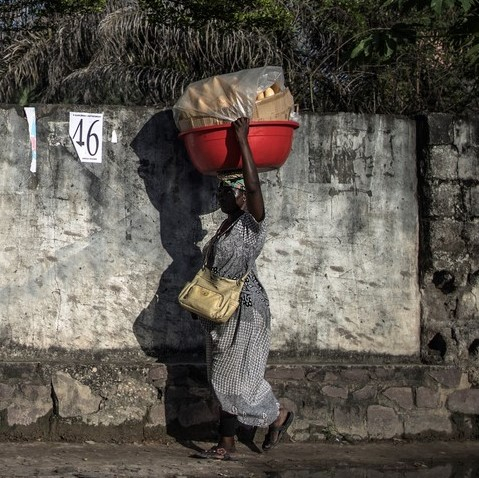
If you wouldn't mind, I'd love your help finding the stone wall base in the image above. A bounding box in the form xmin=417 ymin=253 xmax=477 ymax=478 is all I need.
xmin=1 ymin=362 xmax=478 ymax=442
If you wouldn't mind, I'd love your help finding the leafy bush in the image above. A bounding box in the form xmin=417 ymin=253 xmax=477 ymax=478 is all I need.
xmin=0 ymin=0 xmax=477 ymax=114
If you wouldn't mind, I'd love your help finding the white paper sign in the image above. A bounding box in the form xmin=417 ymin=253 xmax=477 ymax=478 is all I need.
xmin=69 ymin=112 xmax=103 ymax=163
xmin=24 ymin=107 xmax=37 ymax=172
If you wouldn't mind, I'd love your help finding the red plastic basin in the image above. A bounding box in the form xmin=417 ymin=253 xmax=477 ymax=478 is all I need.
xmin=178 ymin=120 xmax=299 ymax=175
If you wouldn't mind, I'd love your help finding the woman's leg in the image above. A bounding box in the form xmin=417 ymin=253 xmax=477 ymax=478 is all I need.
xmin=262 ymin=406 xmax=294 ymax=451
xmin=217 ymin=410 xmax=238 ymax=451
xmin=196 ymin=410 xmax=238 ymax=460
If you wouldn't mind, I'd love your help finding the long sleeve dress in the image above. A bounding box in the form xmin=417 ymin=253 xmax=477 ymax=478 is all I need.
xmin=200 ymin=211 xmax=279 ymax=428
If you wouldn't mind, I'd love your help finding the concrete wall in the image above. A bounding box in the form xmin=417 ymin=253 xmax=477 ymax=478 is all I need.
xmin=419 ymin=114 xmax=479 ymax=368
xmin=269 ymin=114 xmax=418 ymax=357
xmin=0 ymin=105 xmax=419 ymax=361
xmin=1 ymin=106 xmax=478 ymax=442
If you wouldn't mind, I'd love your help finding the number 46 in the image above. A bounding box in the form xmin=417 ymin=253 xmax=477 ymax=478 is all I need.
xmin=72 ymin=119 xmax=100 ymax=156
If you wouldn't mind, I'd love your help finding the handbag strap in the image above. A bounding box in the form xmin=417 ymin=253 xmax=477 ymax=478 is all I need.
xmin=203 ymin=260 xmax=252 ymax=285
xmin=237 ymin=266 xmax=252 ymax=284
xmin=203 ymin=219 xmax=252 ymax=285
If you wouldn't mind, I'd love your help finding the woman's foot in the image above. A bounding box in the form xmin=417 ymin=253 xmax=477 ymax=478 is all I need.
xmin=262 ymin=408 xmax=295 ymax=451
xmin=194 ymin=445 xmax=236 ymax=461
xmin=193 ymin=437 xmax=236 ymax=461
xmin=217 ymin=436 xmax=236 ymax=453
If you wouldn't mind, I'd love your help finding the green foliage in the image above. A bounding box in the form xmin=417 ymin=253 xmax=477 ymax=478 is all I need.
xmin=140 ymin=0 xmax=293 ymax=33
xmin=43 ymin=0 xmax=107 ymax=16
xmin=343 ymin=0 xmax=479 ymax=113
xmin=353 ymin=0 xmax=479 ymax=63
xmin=18 ymin=87 xmax=32 ymax=107
xmin=0 ymin=0 xmax=477 ymax=114
xmin=350 ymin=24 xmax=416 ymax=61
xmin=0 ymin=0 xmax=106 ymax=25
xmin=43 ymin=0 xmax=107 ymax=15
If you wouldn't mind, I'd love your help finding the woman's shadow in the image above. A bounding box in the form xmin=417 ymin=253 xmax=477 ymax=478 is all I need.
xmin=130 ymin=110 xmax=219 ymax=442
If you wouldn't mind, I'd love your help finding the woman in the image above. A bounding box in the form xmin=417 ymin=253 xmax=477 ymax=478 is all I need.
xmin=197 ymin=117 xmax=294 ymax=460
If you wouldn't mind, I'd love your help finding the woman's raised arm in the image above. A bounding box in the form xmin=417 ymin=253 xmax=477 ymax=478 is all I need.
xmin=233 ymin=117 xmax=265 ymax=222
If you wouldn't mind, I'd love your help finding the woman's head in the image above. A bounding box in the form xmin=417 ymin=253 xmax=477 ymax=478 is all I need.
xmin=216 ymin=173 xmax=246 ymax=214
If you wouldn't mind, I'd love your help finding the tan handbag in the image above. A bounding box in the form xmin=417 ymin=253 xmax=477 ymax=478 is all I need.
xmin=178 ymin=267 xmax=248 ymax=323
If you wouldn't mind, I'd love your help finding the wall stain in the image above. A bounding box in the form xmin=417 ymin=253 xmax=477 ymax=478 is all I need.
xmin=337 ymin=327 xmax=359 ymax=343
xmin=332 ymin=148 xmax=356 ymax=184
xmin=298 ymin=238 xmax=316 ymax=247
xmin=308 ymin=145 xmax=332 ymax=183
xmin=293 ymin=268 xmax=309 ymax=277
xmin=329 ymin=186 xmax=372 ymax=197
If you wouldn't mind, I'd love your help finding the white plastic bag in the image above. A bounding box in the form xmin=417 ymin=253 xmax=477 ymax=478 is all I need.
xmin=173 ymin=66 xmax=285 ymax=128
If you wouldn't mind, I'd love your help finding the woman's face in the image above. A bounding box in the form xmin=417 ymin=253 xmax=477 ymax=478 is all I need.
xmin=217 ymin=183 xmax=245 ymax=214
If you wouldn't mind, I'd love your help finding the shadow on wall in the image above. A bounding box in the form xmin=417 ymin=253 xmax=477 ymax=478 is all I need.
xmin=130 ymin=110 xmax=220 ymax=441
xmin=130 ymin=110 xmax=217 ymax=361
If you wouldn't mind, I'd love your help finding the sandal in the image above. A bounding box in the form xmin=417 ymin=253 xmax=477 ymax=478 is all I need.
xmin=192 ymin=446 xmax=237 ymax=461
xmin=262 ymin=411 xmax=294 ymax=451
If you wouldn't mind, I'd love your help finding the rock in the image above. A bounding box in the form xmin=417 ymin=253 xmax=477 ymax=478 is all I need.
xmin=323 ymin=372 xmax=340 ymax=383
xmin=469 ymin=186 xmax=479 ymax=218
xmin=0 ymin=383 xmax=15 ymax=408
xmin=429 ymin=145 xmax=458 ymax=179
xmin=458 ymin=146 xmax=479 ymax=180
xmin=84 ymin=377 xmax=158 ymax=426
xmin=52 ymin=371 xmax=102 ymax=418
xmin=147 ymin=403 xmax=166 ymax=427
xmin=322 ymin=385 xmax=348 ymax=399
xmin=456 ymin=288 xmax=479 ymax=323
xmin=278 ymin=397 xmax=298 ymax=415
xmin=6 ymin=385 xmax=52 ymax=426
xmin=290 ymin=418 xmax=310 ymax=431
xmin=416 ymin=387 xmax=440 ymax=408
xmin=352 ymin=385 xmax=376 ymax=401
xmin=340 ymin=368 xmax=370 ymax=383
xmin=429 ymin=182 xmax=462 ymax=217
xmin=383 ymin=387 xmax=414 ymax=409
xmin=333 ymin=406 xmax=367 ymax=439
xmin=148 ymin=365 xmax=167 ymax=382
xmin=447 ymin=389 xmax=479 ymax=414
xmin=404 ymin=412 xmax=453 ymax=436
xmin=367 ymin=405 xmax=403 ymax=439
xmin=428 ymin=368 xmax=463 ymax=388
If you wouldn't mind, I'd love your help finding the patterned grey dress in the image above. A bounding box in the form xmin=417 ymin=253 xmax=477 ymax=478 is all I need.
xmin=200 ymin=211 xmax=279 ymax=428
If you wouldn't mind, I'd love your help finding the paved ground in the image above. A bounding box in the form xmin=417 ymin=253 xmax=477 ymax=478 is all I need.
xmin=1 ymin=439 xmax=479 ymax=477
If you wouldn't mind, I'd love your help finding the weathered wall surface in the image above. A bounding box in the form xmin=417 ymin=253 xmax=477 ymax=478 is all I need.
xmin=264 ymin=114 xmax=419 ymax=357
xmin=0 ymin=106 xmax=213 ymax=361
xmin=0 ymin=106 xmax=419 ymax=360
xmin=1 ymin=106 xmax=478 ymax=442
xmin=419 ymin=114 xmax=479 ymax=369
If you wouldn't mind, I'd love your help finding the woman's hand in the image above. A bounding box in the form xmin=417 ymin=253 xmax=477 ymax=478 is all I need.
xmin=233 ymin=117 xmax=250 ymax=144
xmin=232 ymin=117 xmax=265 ymax=222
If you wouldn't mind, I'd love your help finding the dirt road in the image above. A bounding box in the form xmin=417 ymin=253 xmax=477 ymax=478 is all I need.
xmin=1 ymin=439 xmax=478 ymax=477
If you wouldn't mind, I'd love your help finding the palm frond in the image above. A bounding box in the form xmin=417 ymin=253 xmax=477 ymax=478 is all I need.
xmin=0 ymin=31 xmax=50 ymax=102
